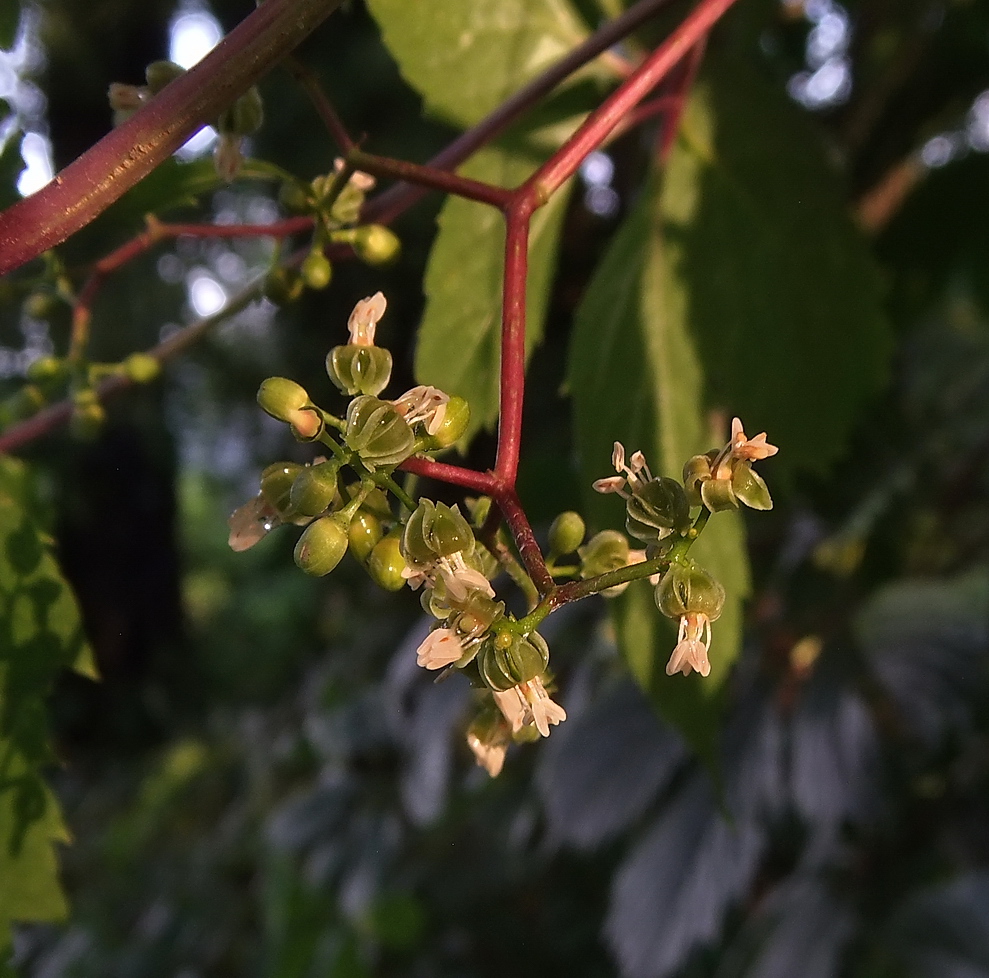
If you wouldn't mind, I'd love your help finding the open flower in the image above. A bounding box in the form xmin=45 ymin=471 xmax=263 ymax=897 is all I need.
xmin=346 ymin=292 xmax=387 ymax=346
xmin=493 ymin=676 xmax=567 ymax=738
xmin=415 ymin=627 xmax=464 ymax=670
xmin=392 ymin=385 xmax=450 ymax=436
xmin=665 ymin=612 xmax=713 ymax=677
xmin=592 ymin=441 xmax=654 ymax=496
xmin=402 ymin=550 xmax=494 ymax=603
xmin=726 ymin=417 xmax=779 ymax=467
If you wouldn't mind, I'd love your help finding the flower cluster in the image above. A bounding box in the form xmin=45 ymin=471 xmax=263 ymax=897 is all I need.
xmin=593 ymin=419 xmax=777 ymax=678
xmin=400 ymin=499 xmax=566 ymax=774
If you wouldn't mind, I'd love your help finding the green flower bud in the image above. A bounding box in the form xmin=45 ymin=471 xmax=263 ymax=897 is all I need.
xmin=348 ymin=508 xmax=383 ymax=561
xmin=700 ymin=477 xmax=737 ymax=513
xmin=453 ymin=589 xmax=505 ymax=638
xmin=260 ymin=461 xmax=304 ymax=519
xmin=289 ymin=460 xmax=340 ymax=517
xmin=366 ymin=530 xmax=407 ymax=590
xmin=625 ymin=477 xmax=690 ymax=542
xmin=578 ymin=529 xmax=630 ymax=579
xmin=26 ymin=356 xmax=63 ymax=382
xmin=257 ymin=377 xmax=322 ymax=440
xmin=327 ymin=345 xmax=393 ymax=397
xmin=421 ymin=395 xmax=470 ymax=449
xmin=278 ymin=180 xmax=311 ymax=214
xmin=145 ymin=60 xmax=186 ymax=95
xmin=479 ymin=631 xmax=550 ymax=692
xmin=216 ymin=86 xmax=263 ymax=137
xmin=25 ymin=292 xmax=58 ymax=320
xmin=70 ymin=392 xmax=106 ymax=440
xmin=293 ymin=516 xmax=349 ymax=576
xmin=548 ymin=511 xmax=586 ymax=556
xmin=654 ymin=560 xmax=725 ymax=621
xmin=301 ymin=249 xmax=332 ymax=290
xmin=683 ymin=452 xmax=716 ymax=507
xmin=402 ymin=499 xmax=475 ymax=563
xmin=344 ymin=395 xmax=414 ymax=469
xmin=264 ymin=267 xmax=304 ymax=305
xmin=124 ymin=352 xmax=160 ymax=384
xmin=731 ymin=460 xmax=773 ymax=510
xmin=353 ymin=224 xmax=401 ymax=266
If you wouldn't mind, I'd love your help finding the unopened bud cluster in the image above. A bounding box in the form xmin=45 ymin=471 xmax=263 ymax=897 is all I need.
xmin=109 ymin=60 xmax=263 ymax=181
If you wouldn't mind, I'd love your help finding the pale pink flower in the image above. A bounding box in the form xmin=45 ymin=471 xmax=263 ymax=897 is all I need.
xmin=227 ymin=496 xmax=280 ymax=552
xmin=494 ymin=676 xmax=566 ymax=738
xmin=467 ymin=729 xmax=509 ymax=777
xmin=415 ymin=627 xmax=463 ymax=670
xmin=333 ymin=157 xmax=376 ymax=192
xmin=665 ymin=612 xmax=713 ymax=678
xmin=392 ymin=385 xmax=449 ymax=435
xmin=346 ymin=292 xmax=387 ymax=346
xmin=729 ymin=417 xmax=778 ymax=463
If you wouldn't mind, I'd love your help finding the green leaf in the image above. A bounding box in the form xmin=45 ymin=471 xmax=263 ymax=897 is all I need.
xmin=415 ymin=141 xmax=573 ymax=445
xmin=365 ymin=0 xmax=607 ymax=128
xmin=0 ymin=454 xmax=94 ymax=949
xmin=568 ymin=175 xmax=748 ymax=765
xmin=662 ymin=56 xmax=892 ymax=477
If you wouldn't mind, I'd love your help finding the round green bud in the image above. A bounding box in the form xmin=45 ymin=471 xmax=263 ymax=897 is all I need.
xmin=260 ymin=461 xmax=304 ymax=519
xmin=548 ymin=511 xmax=585 ymax=556
xmin=654 ymin=561 xmax=725 ymax=621
xmin=326 ymin=344 xmax=393 ymax=397
xmin=145 ymin=60 xmax=186 ymax=95
xmin=216 ymin=86 xmax=263 ymax=137
xmin=278 ymin=180 xmax=311 ymax=214
xmin=289 ymin=460 xmax=340 ymax=517
xmin=366 ymin=531 xmax=407 ymax=591
xmin=301 ymin=249 xmax=332 ymax=290
xmin=344 ymin=395 xmax=415 ymax=469
xmin=257 ymin=376 xmax=310 ymax=421
xmin=578 ymin=529 xmax=630 ymax=579
xmin=731 ymin=461 xmax=773 ymax=511
xmin=124 ymin=352 xmax=160 ymax=384
xmin=422 ymin=396 xmax=470 ymax=449
xmin=626 ymin=477 xmax=690 ymax=543
xmin=25 ymin=292 xmax=58 ymax=320
xmin=26 ymin=356 xmax=63 ymax=382
xmin=70 ymin=399 xmax=106 ymax=440
xmin=293 ymin=516 xmax=349 ymax=576
xmin=264 ymin=267 xmax=304 ymax=305
xmin=352 ymin=225 xmax=401 ymax=266
xmin=348 ymin=509 xmax=383 ymax=561
xmin=453 ymin=589 xmax=505 ymax=637
xmin=479 ymin=632 xmax=550 ymax=692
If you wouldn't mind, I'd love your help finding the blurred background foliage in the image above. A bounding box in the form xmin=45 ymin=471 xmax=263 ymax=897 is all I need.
xmin=0 ymin=0 xmax=988 ymax=976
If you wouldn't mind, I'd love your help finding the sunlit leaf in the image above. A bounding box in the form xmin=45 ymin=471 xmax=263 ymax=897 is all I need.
xmin=568 ymin=173 xmax=749 ymax=764
xmin=663 ymin=56 xmax=892 ymax=477
xmin=415 ymin=141 xmax=573 ymax=445
xmin=0 ymin=454 xmax=94 ymax=948
xmin=365 ymin=0 xmax=607 ymax=128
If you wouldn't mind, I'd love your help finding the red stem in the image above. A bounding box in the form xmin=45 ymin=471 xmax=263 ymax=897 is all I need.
xmin=533 ymin=0 xmax=740 ymax=199
xmin=365 ymin=0 xmax=679 ymax=226
xmin=657 ymin=38 xmax=707 ymax=161
xmin=493 ymin=487 xmax=554 ymax=593
xmin=285 ymin=57 xmax=357 ymax=154
xmin=399 ymin=456 xmax=497 ymax=494
xmin=0 ymin=0 xmax=341 ymax=277
xmin=495 ymin=199 xmax=534 ymax=483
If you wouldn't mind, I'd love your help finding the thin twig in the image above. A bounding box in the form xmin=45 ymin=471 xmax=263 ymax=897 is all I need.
xmin=284 ymin=56 xmax=357 ymax=154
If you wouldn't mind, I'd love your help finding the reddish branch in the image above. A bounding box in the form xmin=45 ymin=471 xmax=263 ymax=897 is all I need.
xmin=0 ymin=0 xmax=341 ymax=275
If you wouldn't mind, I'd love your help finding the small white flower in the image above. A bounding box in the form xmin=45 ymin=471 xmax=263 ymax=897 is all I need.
xmin=347 ymin=292 xmax=387 ymax=346
xmin=592 ymin=441 xmax=655 ymax=497
xmin=392 ymin=385 xmax=450 ymax=435
xmin=333 ymin=157 xmax=376 ymax=192
xmin=494 ymin=676 xmax=567 ymax=738
xmin=415 ymin=627 xmax=463 ymax=670
xmin=467 ymin=729 xmax=509 ymax=777
xmin=436 ymin=552 xmax=494 ymax=602
xmin=665 ymin=612 xmax=713 ymax=677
